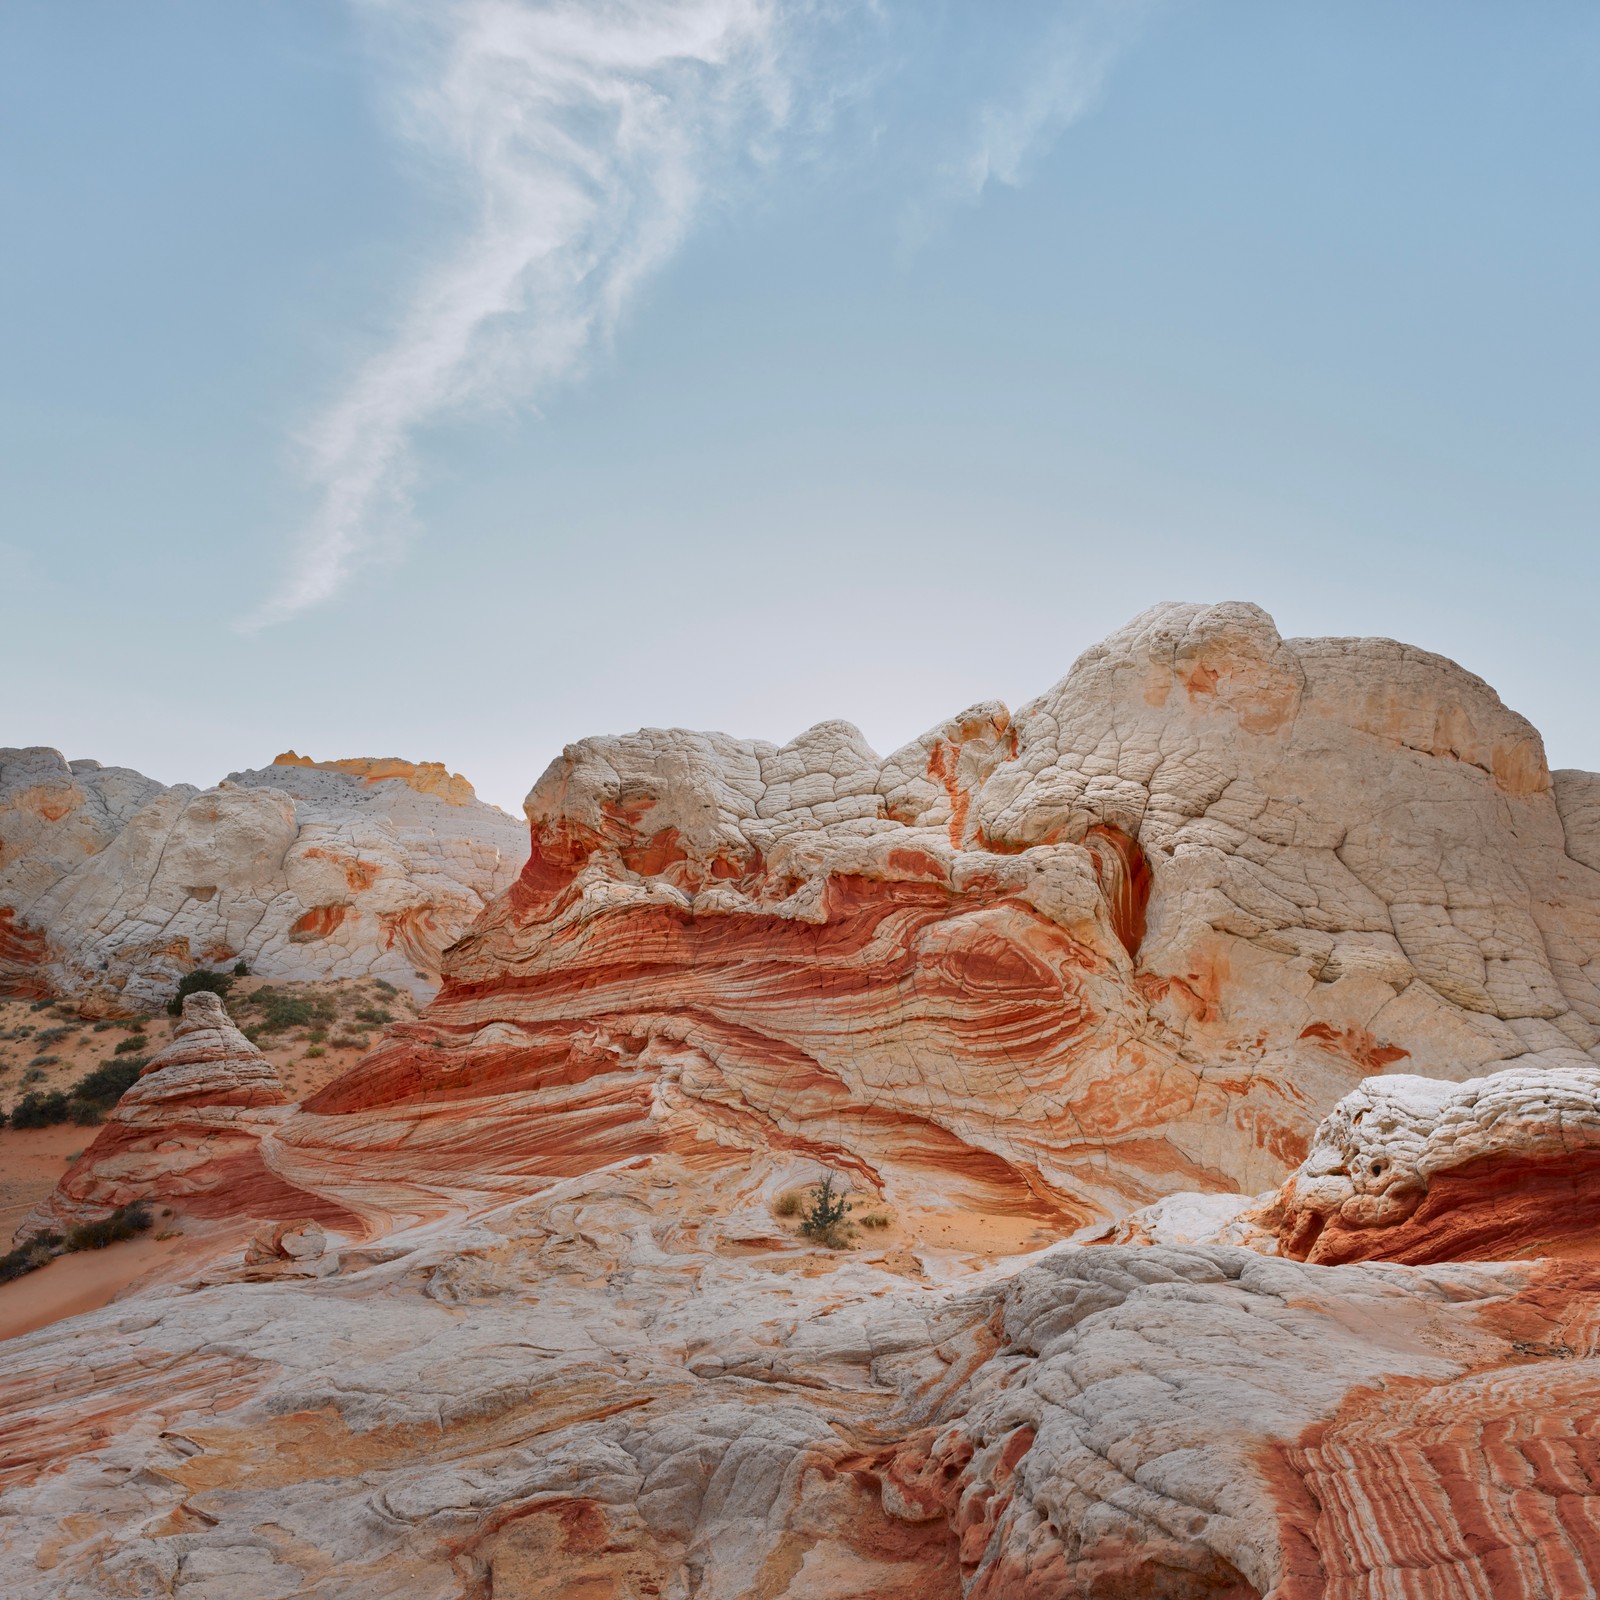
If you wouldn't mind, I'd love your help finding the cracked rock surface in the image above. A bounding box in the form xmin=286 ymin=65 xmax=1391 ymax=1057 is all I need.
xmin=7 ymin=601 xmax=1600 ymax=1597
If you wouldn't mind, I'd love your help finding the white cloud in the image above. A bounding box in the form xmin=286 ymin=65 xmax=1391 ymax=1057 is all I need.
xmin=246 ymin=0 xmax=790 ymax=628
xmin=900 ymin=2 xmax=1153 ymax=257
xmin=246 ymin=1 xmax=1151 ymax=627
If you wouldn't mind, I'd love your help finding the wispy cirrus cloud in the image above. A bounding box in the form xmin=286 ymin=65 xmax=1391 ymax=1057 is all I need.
xmin=246 ymin=0 xmax=790 ymax=628
xmin=899 ymin=1 xmax=1154 ymax=257
xmin=248 ymin=1 xmax=1153 ymax=627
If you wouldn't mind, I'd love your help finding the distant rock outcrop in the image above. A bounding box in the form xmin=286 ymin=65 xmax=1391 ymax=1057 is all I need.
xmin=0 ymin=749 xmax=528 ymax=1013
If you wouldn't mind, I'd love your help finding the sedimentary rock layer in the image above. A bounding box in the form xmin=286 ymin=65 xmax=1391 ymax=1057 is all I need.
xmin=281 ymin=601 xmax=1600 ymax=1234
xmin=0 ymin=749 xmax=527 ymax=1012
xmin=20 ymin=991 xmax=354 ymax=1238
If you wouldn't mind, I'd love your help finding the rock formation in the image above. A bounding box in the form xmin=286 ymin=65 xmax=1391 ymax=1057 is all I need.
xmin=5 ymin=601 xmax=1600 ymax=1597
xmin=283 ymin=600 xmax=1600 ymax=1237
xmin=0 ymin=749 xmax=528 ymax=1013
xmin=19 ymin=990 xmax=353 ymax=1239
xmin=1116 ymin=1059 xmax=1600 ymax=1267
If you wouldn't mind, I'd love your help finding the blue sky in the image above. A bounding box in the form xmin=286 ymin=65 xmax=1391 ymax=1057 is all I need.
xmin=3 ymin=1 xmax=1597 ymax=813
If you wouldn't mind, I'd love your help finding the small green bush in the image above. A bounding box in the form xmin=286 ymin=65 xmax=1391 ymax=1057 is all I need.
xmin=73 ymin=1058 xmax=144 ymax=1106
xmin=8 ymin=1057 xmax=145 ymax=1128
xmin=9 ymin=1090 xmax=71 ymax=1129
xmin=64 ymin=1204 xmax=152 ymax=1252
xmin=799 ymin=1172 xmax=854 ymax=1250
xmin=233 ymin=961 xmax=250 ymax=977
xmin=373 ymin=979 xmax=398 ymax=997
xmin=355 ymin=1007 xmax=393 ymax=1026
xmin=92 ymin=1020 xmax=117 ymax=1033
xmin=114 ymin=1034 xmax=148 ymax=1054
xmin=166 ymin=969 xmax=234 ymax=1016
xmin=0 ymin=1235 xmax=60 ymax=1283
xmin=253 ymin=991 xmax=335 ymax=1033
xmin=28 ymin=1055 xmax=60 ymax=1068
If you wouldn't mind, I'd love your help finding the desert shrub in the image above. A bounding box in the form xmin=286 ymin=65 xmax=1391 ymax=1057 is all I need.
xmin=373 ymin=979 xmax=398 ymax=997
xmin=858 ymin=1212 xmax=891 ymax=1230
xmin=330 ymin=1033 xmax=368 ymax=1051
xmin=28 ymin=1055 xmax=60 ymax=1068
xmin=8 ymin=1056 xmax=144 ymax=1129
xmin=114 ymin=1034 xmax=148 ymax=1054
xmin=92 ymin=1020 xmax=117 ymax=1033
xmin=0 ymin=1235 xmax=60 ymax=1283
xmin=233 ymin=960 xmax=250 ymax=977
xmin=799 ymin=1172 xmax=854 ymax=1250
xmin=9 ymin=1090 xmax=71 ymax=1128
xmin=30 ymin=1000 xmax=54 ymax=1013
xmin=253 ymin=992 xmax=335 ymax=1033
xmin=306 ymin=1045 xmax=326 ymax=1058
xmin=62 ymin=1204 xmax=152 ymax=1252
xmin=73 ymin=1058 xmax=144 ymax=1107
xmin=166 ymin=969 xmax=234 ymax=1016
xmin=773 ymin=1191 xmax=803 ymax=1218
xmin=36 ymin=1026 xmax=72 ymax=1046
xmin=355 ymin=1007 xmax=393 ymax=1026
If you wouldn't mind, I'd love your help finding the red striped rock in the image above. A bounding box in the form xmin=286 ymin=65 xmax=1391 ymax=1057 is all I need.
xmin=19 ymin=991 xmax=353 ymax=1238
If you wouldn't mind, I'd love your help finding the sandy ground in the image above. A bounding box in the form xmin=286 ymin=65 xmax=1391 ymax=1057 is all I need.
xmin=0 ymin=1228 xmax=198 ymax=1343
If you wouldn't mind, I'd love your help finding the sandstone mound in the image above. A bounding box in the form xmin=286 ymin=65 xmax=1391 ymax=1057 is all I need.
xmin=279 ymin=600 xmax=1600 ymax=1240
xmin=19 ymin=991 xmax=352 ymax=1239
xmin=5 ymin=601 xmax=1600 ymax=1598
xmin=0 ymin=748 xmax=528 ymax=1013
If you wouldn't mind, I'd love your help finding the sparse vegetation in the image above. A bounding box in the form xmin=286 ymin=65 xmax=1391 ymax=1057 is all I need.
xmin=773 ymin=1190 xmax=803 ymax=1218
xmin=858 ymin=1211 xmax=891 ymax=1229
xmin=64 ymin=1204 xmax=152 ymax=1252
xmin=372 ymin=979 xmax=398 ymax=997
xmin=73 ymin=1057 xmax=145 ymax=1104
xmin=355 ymin=1006 xmax=393 ymax=1026
xmin=233 ymin=960 xmax=250 ymax=977
xmin=306 ymin=1045 xmax=326 ymax=1058
xmin=330 ymin=1033 xmax=369 ymax=1051
xmin=4 ymin=1057 xmax=145 ymax=1128
xmin=0 ymin=1234 xmax=60 ymax=1283
xmin=799 ymin=1171 xmax=855 ymax=1250
xmin=247 ymin=991 xmax=335 ymax=1033
xmin=0 ymin=1206 xmax=152 ymax=1284
xmin=113 ymin=1034 xmax=148 ymax=1054
xmin=28 ymin=1055 xmax=60 ymax=1069
xmin=167 ymin=969 xmax=235 ymax=1015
